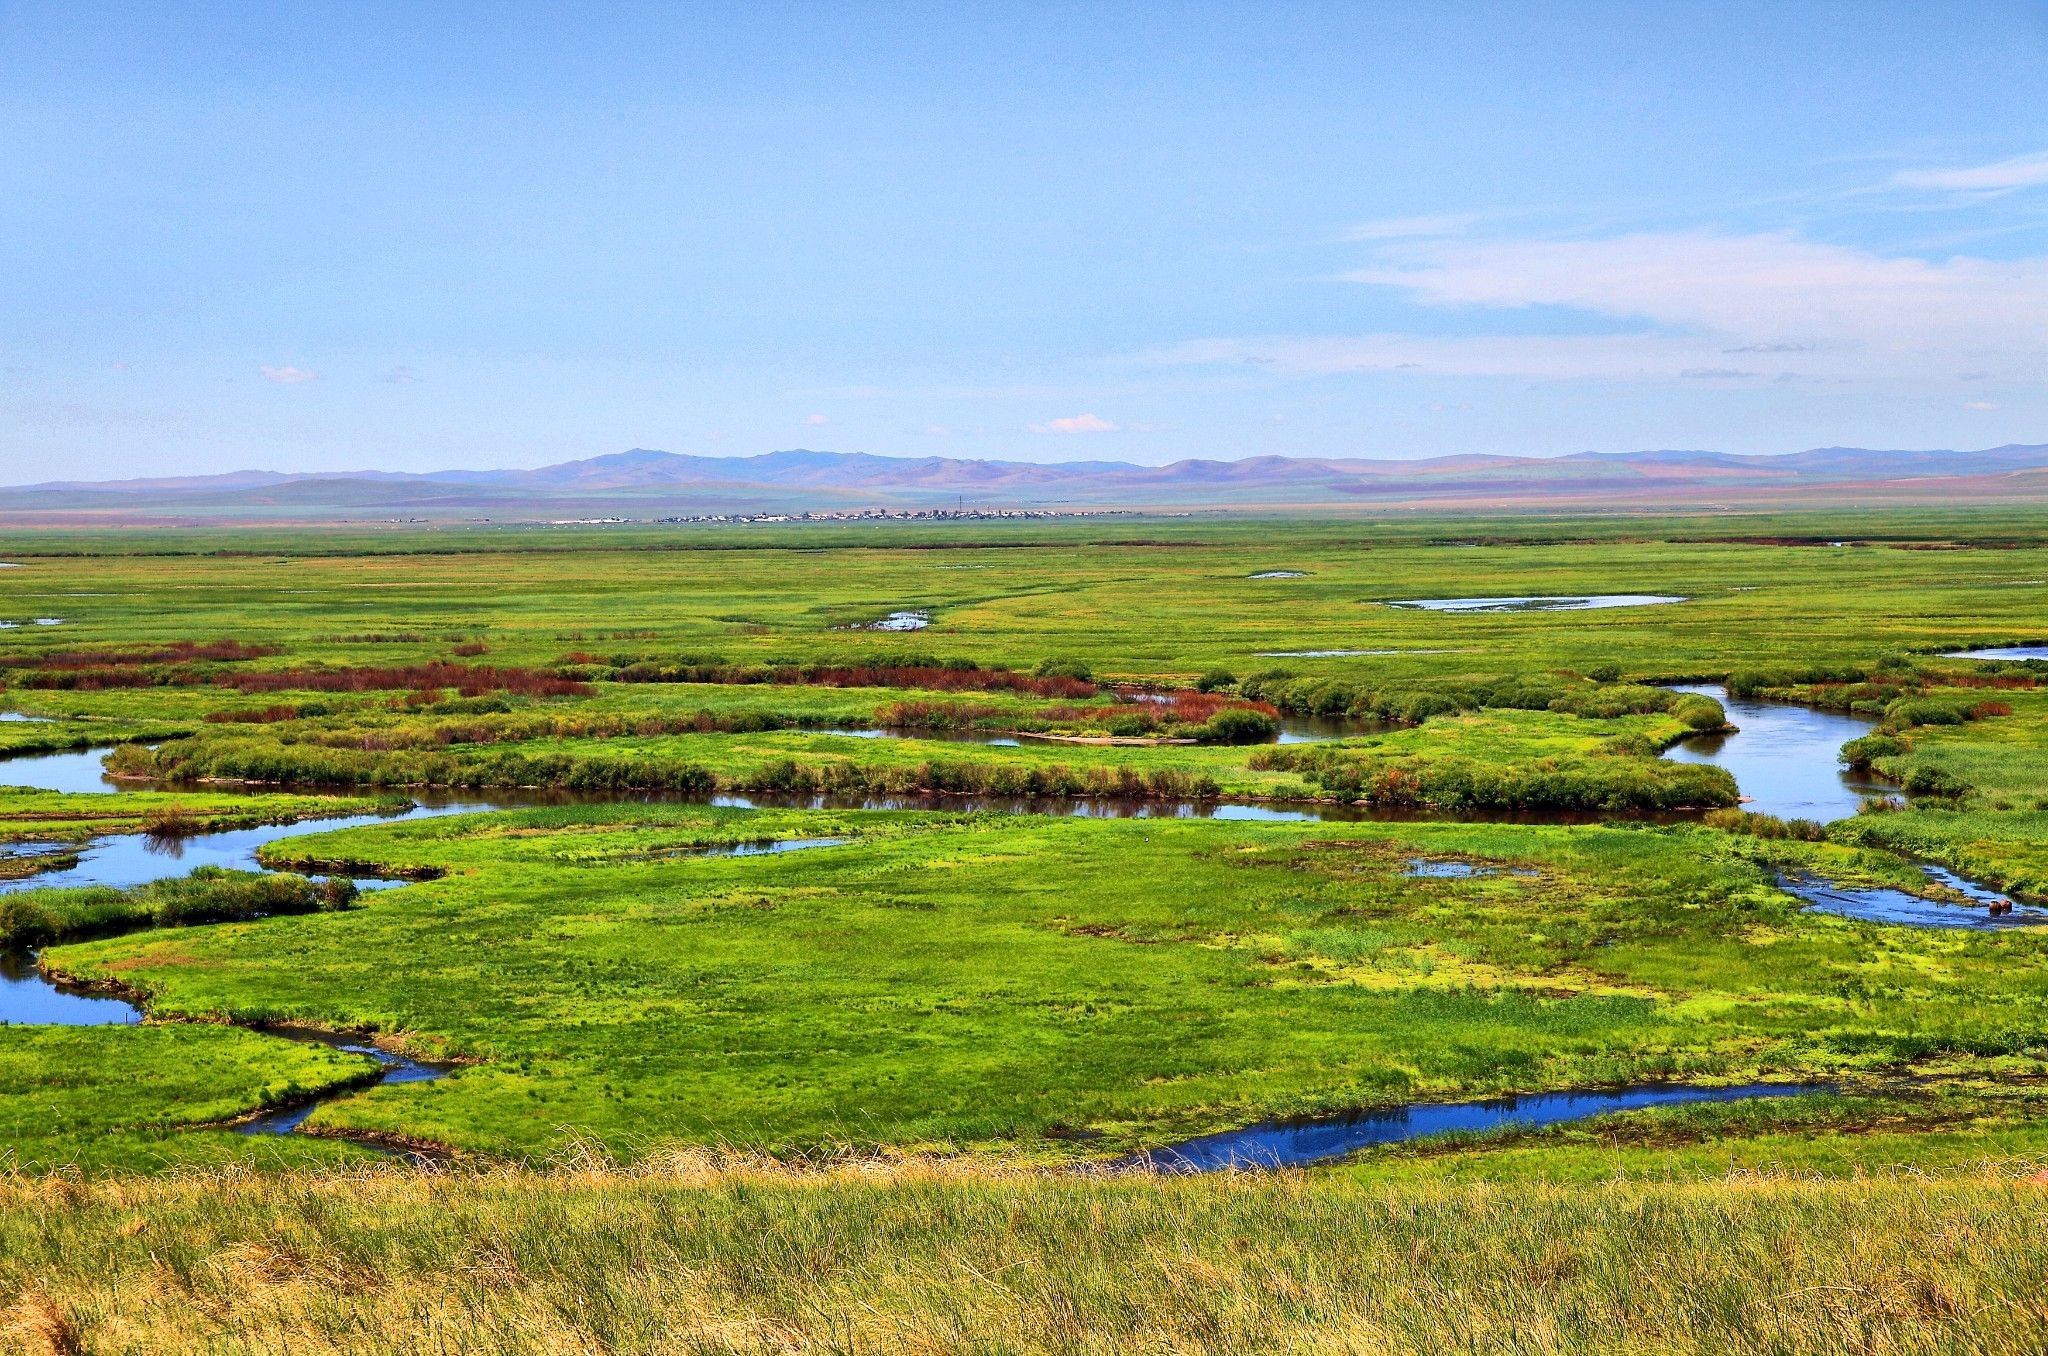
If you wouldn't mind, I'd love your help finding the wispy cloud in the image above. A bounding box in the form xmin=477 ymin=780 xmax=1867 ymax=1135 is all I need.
xmin=804 ymin=413 xmax=831 ymax=426
xmin=1343 ymin=212 xmax=1479 ymax=242
xmin=1030 ymin=413 xmax=1118 ymax=434
xmin=381 ymin=365 xmax=421 ymax=385
xmin=260 ymin=365 xmax=320 ymax=385
xmin=1145 ymin=228 xmax=2048 ymax=387
xmin=1893 ymin=151 xmax=2048 ymax=194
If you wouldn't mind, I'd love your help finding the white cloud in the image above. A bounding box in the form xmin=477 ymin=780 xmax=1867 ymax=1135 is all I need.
xmin=1893 ymin=151 xmax=2048 ymax=193
xmin=1343 ymin=212 xmax=1478 ymax=242
xmin=1146 ymin=229 xmax=2048 ymax=387
xmin=1965 ymin=400 xmax=2000 ymax=411
xmin=381 ymin=365 xmax=421 ymax=385
xmin=1030 ymin=413 xmax=1118 ymax=434
xmin=260 ymin=365 xmax=320 ymax=385
xmin=804 ymin=413 xmax=831 ymax=426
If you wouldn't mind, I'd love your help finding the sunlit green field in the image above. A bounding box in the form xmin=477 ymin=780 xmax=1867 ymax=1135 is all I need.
xmin=4 ymin=512 xmax=2048 ymax=1352
xmin=5 ymin=513 xmax=2047 ymax=680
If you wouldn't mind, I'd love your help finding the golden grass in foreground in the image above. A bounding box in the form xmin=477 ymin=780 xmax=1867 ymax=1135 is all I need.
xmin=6 ymin=1151 xmax=2048 ymax=1355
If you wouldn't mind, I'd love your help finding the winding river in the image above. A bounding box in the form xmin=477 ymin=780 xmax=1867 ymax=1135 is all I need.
xmin=0 ymin=682 xmax=2033 ymax=1167
xmin=1661 ymin=683 xmax=1897 ymax=822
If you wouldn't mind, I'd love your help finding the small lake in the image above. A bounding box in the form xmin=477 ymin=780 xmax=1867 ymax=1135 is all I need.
xmin=1661 ymin=684 xmax=1895 ymax=822
xmin=1123 ymin=1081 xmax=1831 ymax=1172
xmin=1247 ymin=571 xmax=1310 ymax=579
xmin=1386 ymin=595 xmax=1686 ymax=613
xmin=867 ymin=610 xmax=930 ymax=631
xmin=1943 ymin=645 xmax=2048 ymax=661
xmin=1402 ymin=858 xmax=1538 ymax=879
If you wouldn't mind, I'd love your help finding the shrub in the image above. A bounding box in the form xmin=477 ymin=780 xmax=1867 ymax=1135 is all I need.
xmin=1197 ymin=709 xmax=1278 ymax=744
xmin=1669 ymin=693 xmax=1729 ymax=732
xmin=1841 ymin=733 xmax=1903 ymax=767
xmin=1701 ymin=808 xmax=1828 ymax=840
xmin=1884 ymin=697 xmax=1972 ymax=728
xmin=1902 ymin=765 xmax=1970 ymax=797
xmin=1193 ymin=669 xmax=1238 ymax=693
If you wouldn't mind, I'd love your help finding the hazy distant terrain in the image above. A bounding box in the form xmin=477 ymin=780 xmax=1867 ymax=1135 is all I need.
xmin=8 ymin=443 xmax=2048 ymax=523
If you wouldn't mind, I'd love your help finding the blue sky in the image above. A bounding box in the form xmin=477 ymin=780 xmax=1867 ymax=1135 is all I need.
xmin=4 ymin=2 xmax=2046 ymax=479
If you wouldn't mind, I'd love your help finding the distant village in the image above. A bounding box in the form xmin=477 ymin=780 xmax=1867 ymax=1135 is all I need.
xmin=645 ymin=506 xmax=1141 ymax=525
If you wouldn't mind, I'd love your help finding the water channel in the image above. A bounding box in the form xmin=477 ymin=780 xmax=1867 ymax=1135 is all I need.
xmin=0 ymin=679 xmax=2032 ymax=1165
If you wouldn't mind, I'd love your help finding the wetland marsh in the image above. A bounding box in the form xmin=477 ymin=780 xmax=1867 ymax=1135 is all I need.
xmin=5 ymin=512 xmax=2048 ymax=1348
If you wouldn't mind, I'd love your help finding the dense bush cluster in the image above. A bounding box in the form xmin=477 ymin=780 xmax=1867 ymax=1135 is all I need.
xmin=1231 ymin=670 xmax=1728 ymax=732
xmin=1 ymin=639 xmax=282 ymax=691
xmin=0 ymin=639 xmax=277 ymax=671
xmin=1700 ymin=808 xmax=1830 ymax=840
xmin=1247 ymin=746 xmax=1737 ymax=812
xmin=225 ymin=662 xmax=589 ymax=698
xmin=871 ymin=700 xmax=1008 ymax=730
xmin=114 ymin=737 xmax=1223 ymax=802
xmin=0 ymin=867 xmax=354 ymax=947
xmin=1038 ymin=691 xmax=1281 ymax=743
xmin=558 ymin=652 xmax=1097 ymax=700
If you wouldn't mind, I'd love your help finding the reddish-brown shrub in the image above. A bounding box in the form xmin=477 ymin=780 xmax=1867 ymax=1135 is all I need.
xmin=227 ymin=663 xmax=589 ymax=698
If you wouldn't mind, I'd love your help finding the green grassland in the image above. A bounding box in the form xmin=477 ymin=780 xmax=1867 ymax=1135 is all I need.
xmin=0 ymin=1024 xmax=376 ymax=1174
xmin=0 ymin=518 xmax=2044 ymax=681
xmin=112 ymin=702 xmax=1727 ymax=811
xmin=34 ymin=806 xmax=2048 ymax=1163
xmin=4 ymin=514 xmax=2048 ymax=1351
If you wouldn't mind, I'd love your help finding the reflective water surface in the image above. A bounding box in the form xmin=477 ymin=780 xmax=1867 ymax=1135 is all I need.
xmin=1943 ymin=645 xmax=2048 ymax=661
xmin=1124 ymin=1082 xmax=1832 ymax=1172
xmin=1386 ymin=595 xmax=1686 ymax=613
xmin=1661 ymin=684 xmax=1895 ymax=822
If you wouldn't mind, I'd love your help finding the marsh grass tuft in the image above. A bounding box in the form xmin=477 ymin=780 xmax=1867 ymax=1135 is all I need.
xmin=6 ymin=1153 xmax=2048 ymax=1354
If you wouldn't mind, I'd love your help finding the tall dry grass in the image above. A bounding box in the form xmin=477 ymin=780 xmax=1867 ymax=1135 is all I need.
xmin=5 ymin=1150 xmax=2047 ymax=1354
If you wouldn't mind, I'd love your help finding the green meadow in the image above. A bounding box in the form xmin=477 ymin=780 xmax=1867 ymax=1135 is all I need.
xmin=4 ymin=511 xmax=2048 ymax=1351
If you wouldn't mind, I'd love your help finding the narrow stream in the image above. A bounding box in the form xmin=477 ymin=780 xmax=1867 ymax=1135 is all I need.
xmin=1124 ymin=1081 xmax=1832 ymax=1172
xmin=1777 ymin=868 xmax=2046 ymax=930
xmin=235 ymin=1026 xmax=459 ymax=1147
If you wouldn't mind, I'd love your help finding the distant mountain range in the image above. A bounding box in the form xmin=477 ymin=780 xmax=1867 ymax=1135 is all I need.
xmin=9 ymin=443 xmax=2048 ymax=522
